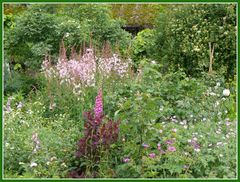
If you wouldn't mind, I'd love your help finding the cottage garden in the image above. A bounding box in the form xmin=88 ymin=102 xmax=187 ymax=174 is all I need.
xmin=3 ymin=4 xmax=237 ymax=178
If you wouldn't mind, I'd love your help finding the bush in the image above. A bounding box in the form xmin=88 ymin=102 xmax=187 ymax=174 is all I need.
xmin=154 ymin=4 xmax=236 ymax=79
xmin=4 ymin=94 xmax=82 ymax=178
xmin=130 ymin=29 xmax=156 ymax=67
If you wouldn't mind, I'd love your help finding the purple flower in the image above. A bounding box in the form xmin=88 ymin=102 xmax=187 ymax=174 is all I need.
xmin=149 ymin=153 xmax=156 ymax=158
xmin=189 ymin=138 xmax=200 ymax=150
xmin=166 ymin=140 xmax=174 ymax=145
xmin=142 ymin=143 xmax=149 ymax=148
xmin=157 ymin=143 xmax=161 ymax=151
xmin=167 ymin=146 xmax=176 ymax=152
xmin=226 ymin=122 xmax=231 ymax=126
xmin=123 ymin=157 xmax=130 ymax=163
xmin=94 ymin=89 xmax=103 ymax=122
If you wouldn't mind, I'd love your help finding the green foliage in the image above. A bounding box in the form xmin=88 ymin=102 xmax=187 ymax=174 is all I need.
xmin=4 ymin=94 xmax=81 ymax=178
xmin=155 ymin=4 xmax=236 ymax=79
xmin=4 ymin=67 xmax=42 ymax=96
xmin=4 ymin=4 xmax=131 ymax=72
xmin=130 ymin=29 xmax=156 ymax=66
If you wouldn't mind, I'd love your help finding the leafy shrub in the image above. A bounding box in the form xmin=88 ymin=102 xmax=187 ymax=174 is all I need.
xmin=4 ymin=68 xmax=42 ymax=96
xmin=130 ymin=29 xmax=156 ymax=66
xmin=4 ymin=94 xmax=82 ymax=178
xmin=155 ymin=4 xmax=236 ymax=79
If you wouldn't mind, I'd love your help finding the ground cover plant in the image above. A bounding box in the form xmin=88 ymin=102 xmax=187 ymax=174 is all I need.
xmin=3 ymin=3 xmax=237 ymax=179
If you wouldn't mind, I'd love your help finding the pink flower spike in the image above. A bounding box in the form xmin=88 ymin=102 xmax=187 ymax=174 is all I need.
xmin=94 ymin=89 xmax=103 ymax=121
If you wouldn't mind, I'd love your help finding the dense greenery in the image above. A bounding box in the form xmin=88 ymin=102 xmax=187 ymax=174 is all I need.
xmin=3 ymin=3 xmax=237 ymax=179
xmin=154 ymin=4 xmax=236 ymax=79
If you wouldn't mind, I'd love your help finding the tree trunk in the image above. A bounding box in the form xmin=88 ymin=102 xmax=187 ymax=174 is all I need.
xmin=208 ymin=42 xmax=214 ymax=74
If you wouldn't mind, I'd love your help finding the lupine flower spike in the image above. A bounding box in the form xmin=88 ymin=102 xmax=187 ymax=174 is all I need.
xmin=94 ymin=89 xmax=103 ymax=123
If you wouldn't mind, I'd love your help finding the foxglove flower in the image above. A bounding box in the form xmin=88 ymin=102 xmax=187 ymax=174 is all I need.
xmin=94 ymin=89 xmax=103 ymax=122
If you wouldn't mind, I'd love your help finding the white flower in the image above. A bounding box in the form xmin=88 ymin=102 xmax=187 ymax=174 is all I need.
xmin=217 ymin=142 xmax=223 ymax=146
xmin=215 ymin=101 xmax=220 ymax=107
xmin=194 ymin=148 xmax=200 ymax=152
xmin=216 ymin=82 xmax=221 ymax=87
xmin=193 ymin=137 xmax=198 ymax=141
xmin=193 ymin=46 xmax=200 ymax=52
xmin=50 ymin=156 xmax=57 ymax=161
xmin=159 ymin=130 xmax=163 ymax=134
xmin=223 ymin=89 xmax=230 ymax=97
xmin=30 ymin=162 xmax=38 ymax=167
xmin=159 ymin=106 xmax=164 ymax=111
xmin=187 ymin=139 xmax=192 ymax=143
xmin=172 ymin=128 xmax=177 ymax=132
xmin=183 ymin=125 xmax=188 ymax=129
xmin=202 ymin=118 xmax=207 ymax=122
xmin=65 ymin=32 xmax=70 ymax=37
xmin=209 ymin=92 xmax=216 ymax=96
xmin=46 ymin=161 xmax=50 ymax=165
xmin=151 ymin=60 xmax=156 ymax=64
xmin=219 ymin=154 xmax=223 ymax=157
xmin=5 ymin=142 xmax=9 ymax=147
xmin=61 ymin=163 xmax=67 ymax=168
xmin=17 ymin=102 xmax=23 ymax=109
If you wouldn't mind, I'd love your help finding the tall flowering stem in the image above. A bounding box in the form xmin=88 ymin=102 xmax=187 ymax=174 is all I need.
xmin=72 ymin=89 xmax=120 ymax=178
xmin=94 ymin=89 xmax=103 ymax=123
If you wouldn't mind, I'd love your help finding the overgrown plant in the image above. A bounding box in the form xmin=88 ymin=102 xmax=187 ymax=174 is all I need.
xmin=69 ymin=89 xmax=120 ymax=178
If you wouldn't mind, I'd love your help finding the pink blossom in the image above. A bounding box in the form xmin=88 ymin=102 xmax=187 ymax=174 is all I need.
xmin=94 ymin=89 xmax=103 ymax=121
xmin=123 ymin=157 xmax=130 ymax=163
xmin=149 ymin=153 xmax=156 ymax=158
xmin=142 ymin=143 xmax=149 ymax=148
xmin=167 ymin=146 xmax=176 ymax=152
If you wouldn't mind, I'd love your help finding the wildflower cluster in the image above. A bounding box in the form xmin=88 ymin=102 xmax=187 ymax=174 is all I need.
xmin=98 ymin=54 xmax=131 ymax=78
xmin=41 ymin=43 xmax=131 ymax=95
